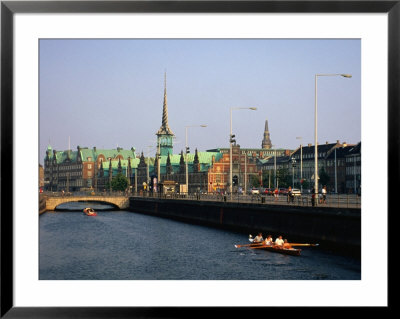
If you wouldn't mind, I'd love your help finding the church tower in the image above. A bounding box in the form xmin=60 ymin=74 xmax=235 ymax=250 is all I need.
xmin=261 ymin=119 xmax=272 ymax=149
xmin=156 ymin=72 xmax=175 ymax=156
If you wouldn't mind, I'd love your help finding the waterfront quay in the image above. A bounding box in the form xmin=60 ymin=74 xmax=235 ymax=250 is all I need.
xmin=128 ymin=195 xmax=360 ymax=258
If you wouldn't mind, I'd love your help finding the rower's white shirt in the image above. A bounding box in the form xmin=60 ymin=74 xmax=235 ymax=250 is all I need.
xmin=264 ymin=238 xmax=273 ymax=245
xmin=275 ymin=238 xmax=284 ymax=246
xmin=254 ymin=235 xmax=263 ymax=242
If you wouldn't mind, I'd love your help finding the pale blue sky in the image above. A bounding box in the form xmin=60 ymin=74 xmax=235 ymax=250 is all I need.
xmin=39 ymin=39 xmax=360 ymax=163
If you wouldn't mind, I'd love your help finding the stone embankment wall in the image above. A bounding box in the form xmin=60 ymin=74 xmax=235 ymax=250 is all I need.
xmin=129 ymin=197 xmax=361 ymax=257
xmin=39 ymin=195 xmax=47 ymax=215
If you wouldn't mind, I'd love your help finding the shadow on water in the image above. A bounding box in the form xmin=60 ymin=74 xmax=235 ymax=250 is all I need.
xmin=54 ymin=202 xmax=118 ymax=212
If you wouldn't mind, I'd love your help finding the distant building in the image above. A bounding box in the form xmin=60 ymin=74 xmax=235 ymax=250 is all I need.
xmin=206 ymin=147 xmax=290 ymax=160
xmin=258 ymin=140 xmax=360 ymax=193
xmin=207 ymin=144 xmax=259 ymax=193
xmin=44 ymin=145 xmax=138 ymax=192
xmin=345 ymin=142 xmax=361 ymax=194
xmin=261 ymin=119 xmax=272 ymax=149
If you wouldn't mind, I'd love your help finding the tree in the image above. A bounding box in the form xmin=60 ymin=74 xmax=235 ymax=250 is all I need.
xmin=319 ymin=167 xmax=330 ymax=189
xmin=250 ymin=175 xmax=260 ymax=188
xmin=109 ymin=173 xmax=129 ymax=192
xmin=276 ymin=168 xmax=290 ymax=188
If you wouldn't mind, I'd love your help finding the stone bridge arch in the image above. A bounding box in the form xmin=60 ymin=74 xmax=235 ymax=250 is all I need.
xmin=44 ymin=195 xmax=130 ymax=212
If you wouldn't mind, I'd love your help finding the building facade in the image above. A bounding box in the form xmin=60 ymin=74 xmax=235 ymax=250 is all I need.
xmin=44 ymin=145 xmax=138 ymax=192
xmin=207 ymin=145 xmax=260 ymax=193
xmin=258 ymin=140 xmax=360 ymax=193
xmin=345 ymin=142 xmax=361 ymax=194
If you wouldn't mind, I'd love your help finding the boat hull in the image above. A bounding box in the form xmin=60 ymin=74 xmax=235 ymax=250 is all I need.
xmin=252 ymin=245 xmax=301 ymax=256
xmin=83 ymin=208 xmax=97 ymax=216
xmin=85 ymin=212 xmax=97 ymax=216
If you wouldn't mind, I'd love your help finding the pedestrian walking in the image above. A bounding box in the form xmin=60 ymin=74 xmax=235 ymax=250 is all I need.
xmin=311 ymin=187 xmax=316 ymax=207
xmin=322 ymin=185 xmax=327 ymax=204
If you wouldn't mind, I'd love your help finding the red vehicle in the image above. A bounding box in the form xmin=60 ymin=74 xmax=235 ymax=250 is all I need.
xmin=263 ymin=188 xmax=274 ymax=195
xmin=279 ymin=188 xmax=288 ymax=195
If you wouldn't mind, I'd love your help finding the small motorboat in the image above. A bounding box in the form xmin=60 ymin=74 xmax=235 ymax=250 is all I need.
xmin=83 ymin=207 xmax=97 ymax=216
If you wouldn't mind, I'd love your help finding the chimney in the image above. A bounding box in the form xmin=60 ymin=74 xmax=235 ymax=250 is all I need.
xmin=326 ymin=141 xmax=329 ymax=145
xmin=308 ymin=143 xmax=312 ymax=147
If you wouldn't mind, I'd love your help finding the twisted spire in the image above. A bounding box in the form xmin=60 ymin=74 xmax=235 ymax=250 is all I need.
xmin=157 ymin=71 xmax=174 ymax=136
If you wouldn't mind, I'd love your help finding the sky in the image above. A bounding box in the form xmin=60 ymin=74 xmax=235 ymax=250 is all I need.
xmin=39 ymin=39 xmax=361 ymax=164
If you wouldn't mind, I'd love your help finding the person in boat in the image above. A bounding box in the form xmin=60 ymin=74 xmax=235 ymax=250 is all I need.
xmin=264 ymin=234 xmax=274 ymax=246
xmin=282 ymin=239 xmax=292 ymax=249
xmin=253 ymin=233 xmax=264 ymax=243
xmin=275 ymin=235 xmax=284 ymax=247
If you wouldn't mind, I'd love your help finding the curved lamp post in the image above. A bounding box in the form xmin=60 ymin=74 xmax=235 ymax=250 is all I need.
xmin=314 ymin=74 xmax=352 ymax=203
xmin=296 ymin=136 xmax=303 ymax=193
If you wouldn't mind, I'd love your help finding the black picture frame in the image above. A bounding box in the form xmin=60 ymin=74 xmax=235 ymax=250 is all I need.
xmin=1 ymin=0 xmax=395 ymax=317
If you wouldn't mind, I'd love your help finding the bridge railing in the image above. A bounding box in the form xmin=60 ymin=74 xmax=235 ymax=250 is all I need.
xmin=42 ymin=191 xmax=131 ymax=198
xmin=130 ymin=192 xmax=361 ymax=209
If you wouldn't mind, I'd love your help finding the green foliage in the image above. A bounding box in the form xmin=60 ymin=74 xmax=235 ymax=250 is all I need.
xmin=276 ymin=168 xmax=290 ymax=188
xmin=301 ymin=179 xmax=310 ymax=189
xmin=250 ymin=175 xmax=261 ymax=188
xmin=109 ymin=173 xmax=129 ymax=191
xmin=319 ymin=167 xmax=330 ymax=188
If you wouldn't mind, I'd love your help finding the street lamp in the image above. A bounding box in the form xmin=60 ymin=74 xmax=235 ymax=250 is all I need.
xmin=314 ymin=73 xmax=351 ymax=203
xmin=145 ymin=145 xmax=153 ymax=192
xmin=291 ymin=157 xmax=296 ymax=188
xmin=296 ymin=136 xmax=303 ymax=193
xmin=230 ymin=107 xmax=257 ymax=200
xmin=185 ymin=124 xmax=207 ymax=194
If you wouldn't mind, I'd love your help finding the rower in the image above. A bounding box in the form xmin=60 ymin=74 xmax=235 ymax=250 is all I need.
xmin=264 ymin=234 xmax=274 ymax=246
xmin=283 ymin=239 xmax=292 ymax=249
xmin=275 ymin=235 xmax=284 ymax=247
xmin=253 ymin=232 xmax=264 ymax=243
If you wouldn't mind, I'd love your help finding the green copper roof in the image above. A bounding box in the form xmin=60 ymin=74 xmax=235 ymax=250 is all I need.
xmin=80 ymin=148 xmax=136 ymax=161
xmin=45 ymin=147 xmax=137 ymax=164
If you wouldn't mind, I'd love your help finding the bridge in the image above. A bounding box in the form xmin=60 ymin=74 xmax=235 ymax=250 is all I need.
xmin=40 ymin=194 xmax=130 ymax=213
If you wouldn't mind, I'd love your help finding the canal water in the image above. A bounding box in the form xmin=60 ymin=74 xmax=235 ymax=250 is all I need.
xmin=39 ymin=202 xmax=361 ymax=280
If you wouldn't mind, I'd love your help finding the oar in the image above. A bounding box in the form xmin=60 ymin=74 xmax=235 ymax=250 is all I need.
xmin=289 ymin=243 xmax=319 ymax=247
xmin=249 ymin=244 xmax=275 ymax=249
xmin=235 ymin=242 xmax=263 ymax=248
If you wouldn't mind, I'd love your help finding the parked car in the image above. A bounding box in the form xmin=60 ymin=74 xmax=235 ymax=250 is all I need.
xmin=251 ymin=188 xmax=260 ymax=195
xmin=291 ymin=188 xmax=302 ymax=196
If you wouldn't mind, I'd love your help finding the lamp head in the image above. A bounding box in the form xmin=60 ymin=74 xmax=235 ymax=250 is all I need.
xmin=341 ymin=74 xmax=352 ymax=78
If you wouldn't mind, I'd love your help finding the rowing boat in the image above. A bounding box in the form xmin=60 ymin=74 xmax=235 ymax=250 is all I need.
xmin=83 ymin=208 xmax=97 ymax=216
xmin=251 ymin=245 xmax=301 ymax=256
